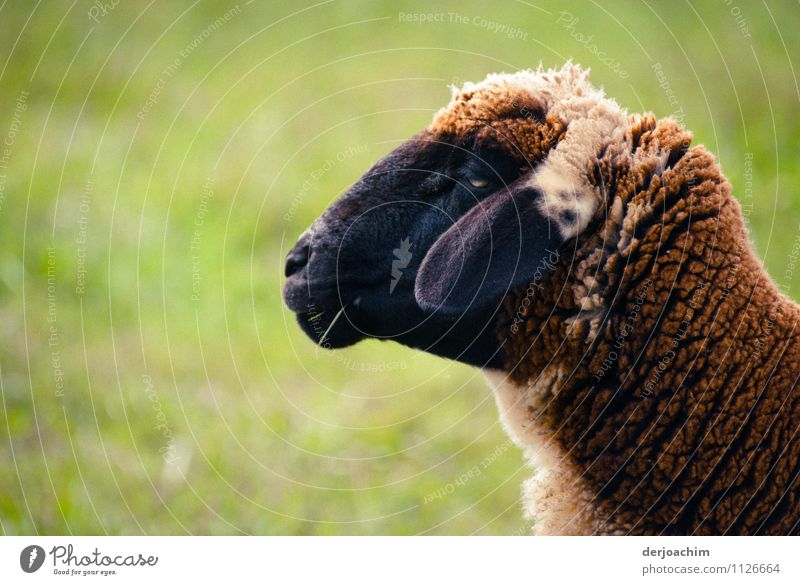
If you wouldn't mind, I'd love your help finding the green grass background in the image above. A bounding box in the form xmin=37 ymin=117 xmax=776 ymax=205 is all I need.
xmin=0 ymin=0 xmax=798 ymax=535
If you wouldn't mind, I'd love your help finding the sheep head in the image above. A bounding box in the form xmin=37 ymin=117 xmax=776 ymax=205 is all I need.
xmin=283 ymin=62 xmax=632 ymax=368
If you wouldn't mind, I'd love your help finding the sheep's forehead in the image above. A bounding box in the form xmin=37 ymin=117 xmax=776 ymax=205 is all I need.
xmin=428 ymin=74 xmax=545 ymax=140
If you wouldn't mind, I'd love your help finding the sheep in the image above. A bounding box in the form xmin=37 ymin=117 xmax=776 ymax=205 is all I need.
xmin=283 ymin=62 xmax=800 ymax=535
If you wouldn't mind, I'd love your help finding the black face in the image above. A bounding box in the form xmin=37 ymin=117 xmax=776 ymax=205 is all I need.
xmin=283 ymin=129 xmax=563 ymax=368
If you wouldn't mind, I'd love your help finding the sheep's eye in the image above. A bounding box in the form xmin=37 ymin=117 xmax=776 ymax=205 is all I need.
xmin=468 ymin=176 xmax=490 ymax=189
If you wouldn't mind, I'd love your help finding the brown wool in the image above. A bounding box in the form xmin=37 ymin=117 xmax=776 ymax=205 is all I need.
xmin=435 ymin=64 xmax=800 ymax=535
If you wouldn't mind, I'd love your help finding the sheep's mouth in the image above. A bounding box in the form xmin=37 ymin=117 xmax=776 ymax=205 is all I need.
xmin=292 ymin=302 xmax=365 ymax=349
xmin=283 ymin=277 xmax=366 ymax=348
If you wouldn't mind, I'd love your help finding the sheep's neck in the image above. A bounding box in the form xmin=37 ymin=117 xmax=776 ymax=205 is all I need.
xmin=494 ymin=116 xmax=800 ymax=534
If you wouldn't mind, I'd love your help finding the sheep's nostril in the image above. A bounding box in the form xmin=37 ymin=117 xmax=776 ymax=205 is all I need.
xmin=285 ymin=242 xmax=311 ymax=277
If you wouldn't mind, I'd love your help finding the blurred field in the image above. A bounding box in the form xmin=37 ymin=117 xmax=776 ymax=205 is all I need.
xmin=0 ymin=0 xmax=798 ymax=535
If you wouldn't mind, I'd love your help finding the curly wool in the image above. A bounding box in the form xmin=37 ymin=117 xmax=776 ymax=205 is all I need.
xmin=498 ymin=113 xmax=800 ymax=535
xmin=434 ymin=64 xmax=800 ymax=535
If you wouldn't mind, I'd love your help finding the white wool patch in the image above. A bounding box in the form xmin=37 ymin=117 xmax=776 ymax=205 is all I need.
xmin=483 ymin=369 xmax=598 ymax=535
xmin=528 ymin=64 xmax=630 ymax=239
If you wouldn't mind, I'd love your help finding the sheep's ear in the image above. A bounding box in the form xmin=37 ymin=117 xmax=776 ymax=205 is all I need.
xmin=414 ymin=186 xmax=564 ymax=316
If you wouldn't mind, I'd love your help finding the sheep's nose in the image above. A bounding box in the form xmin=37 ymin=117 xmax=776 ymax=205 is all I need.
xmin=285 ymin=240 xmax=310 ymax=277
